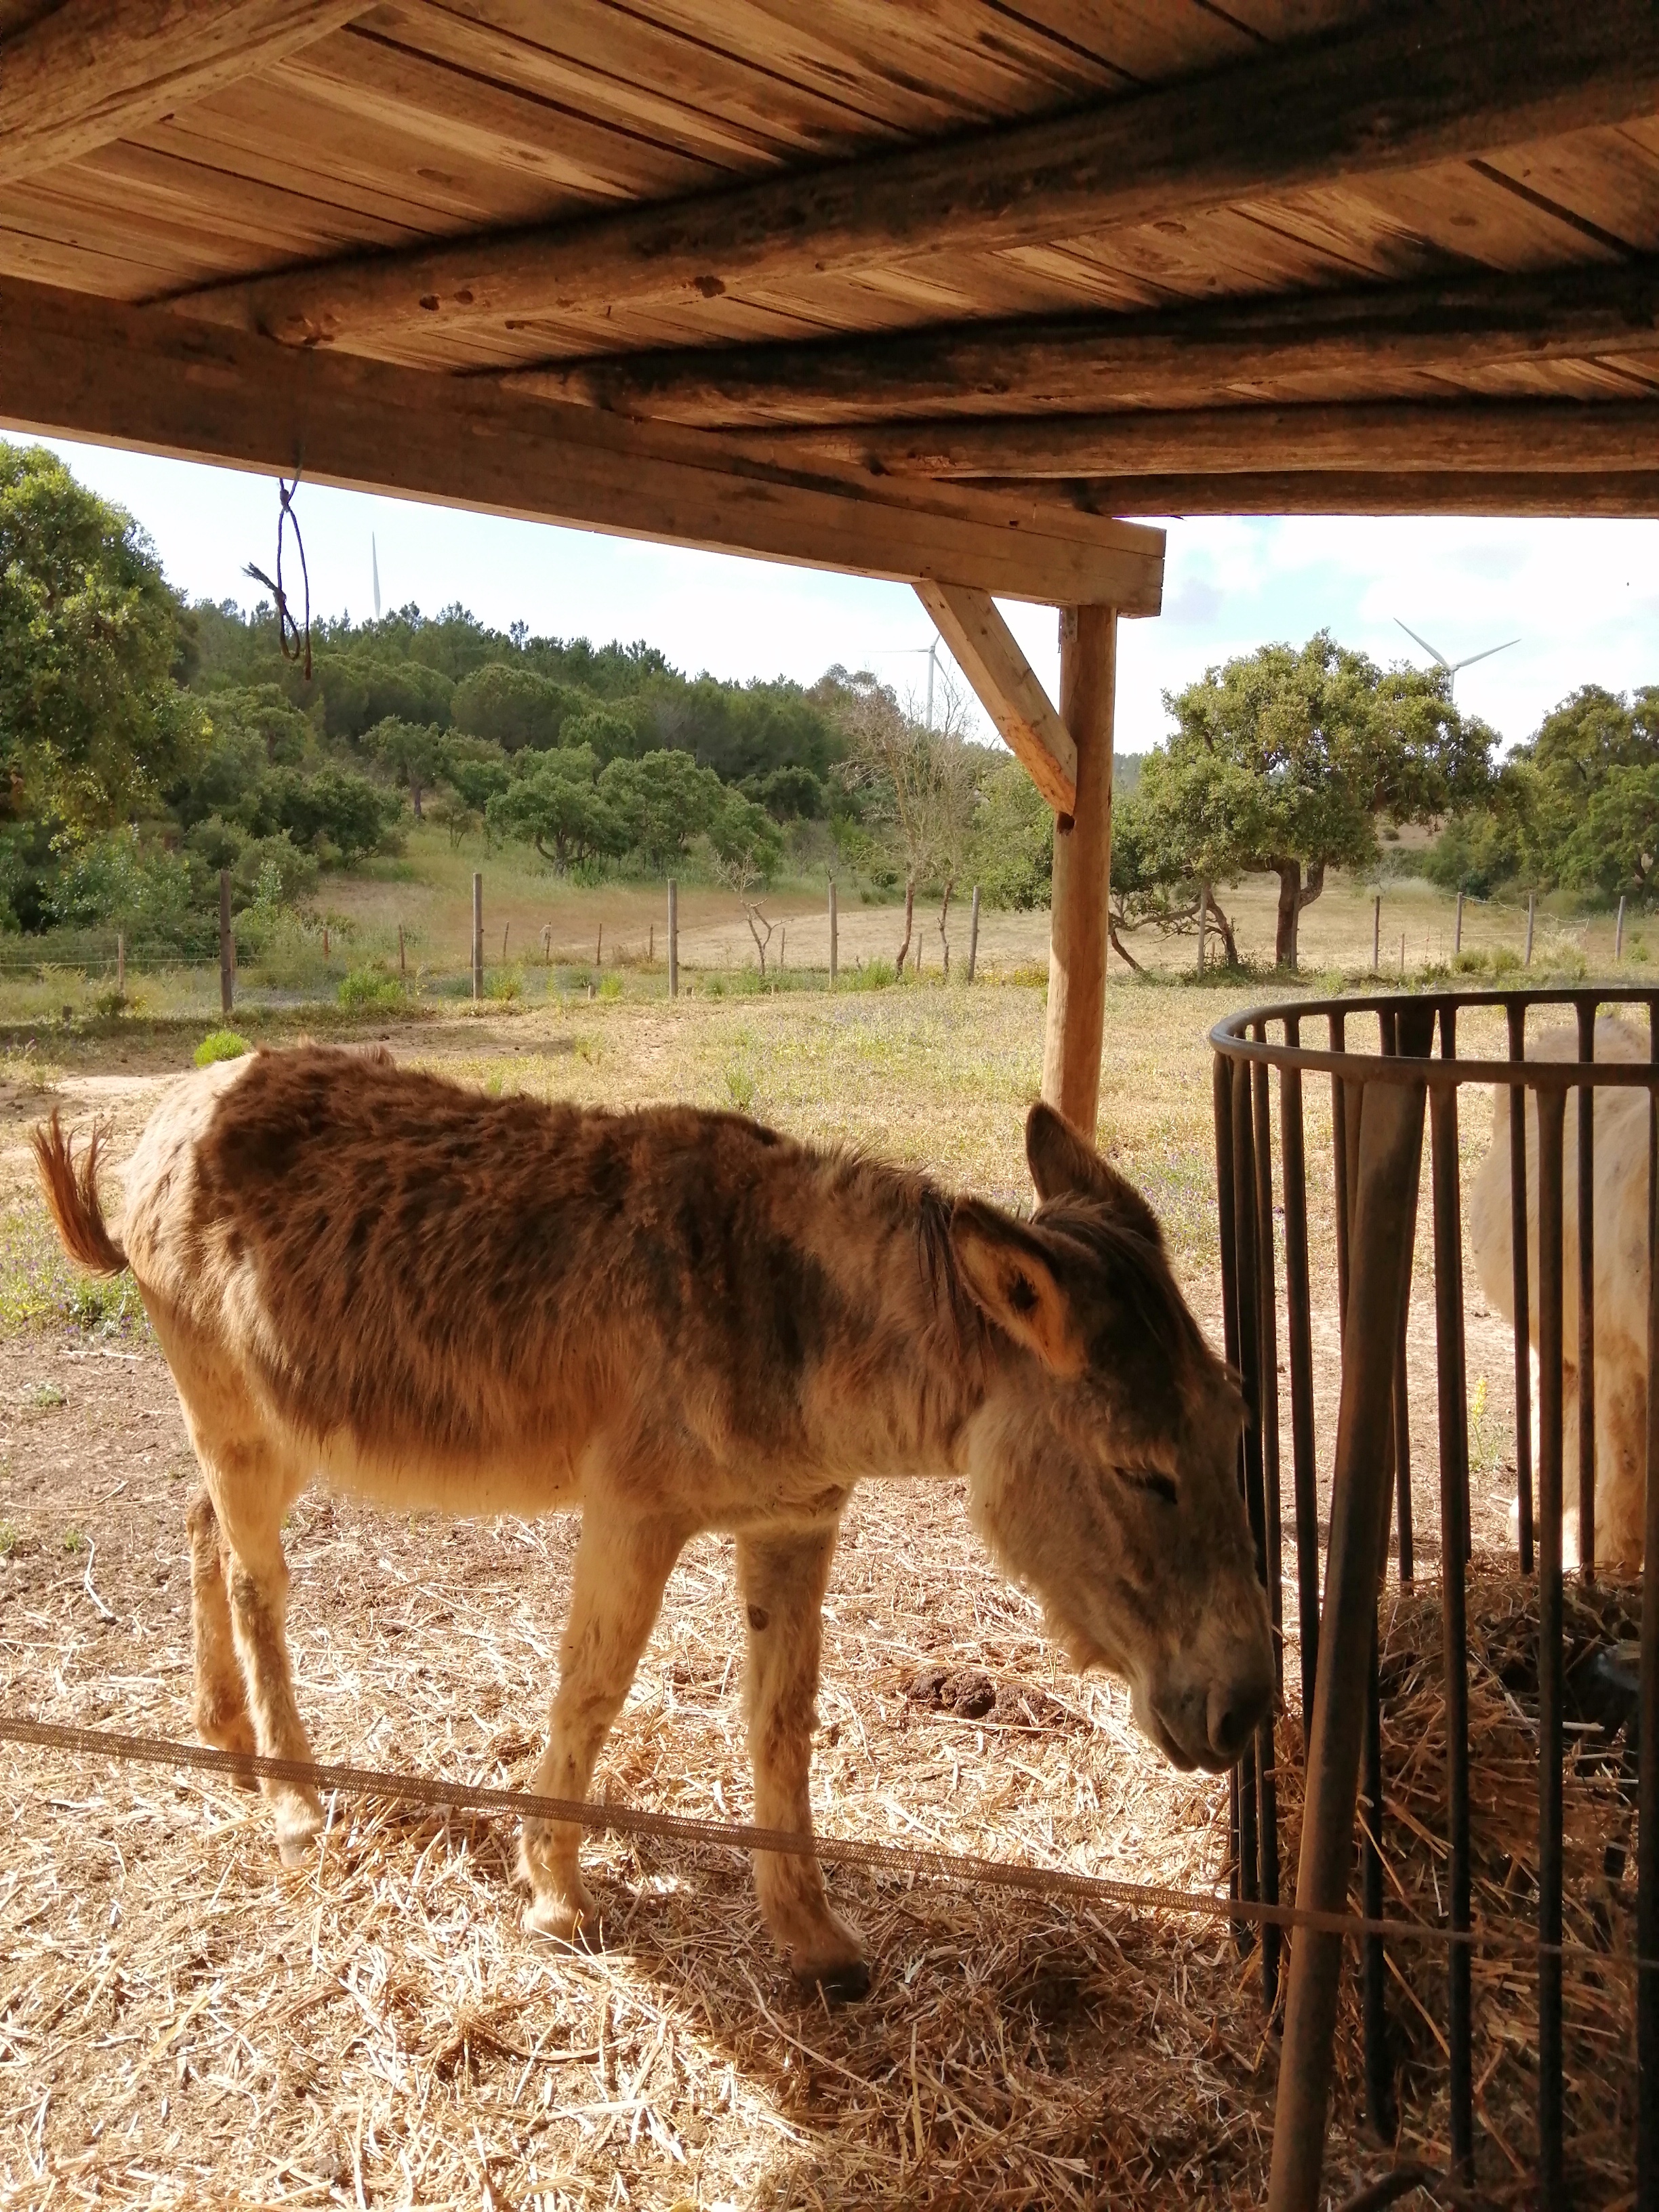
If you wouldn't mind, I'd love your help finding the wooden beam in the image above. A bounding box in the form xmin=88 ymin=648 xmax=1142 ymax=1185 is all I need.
xmin=914 ymin=583 xmax=1076 ymax=817
xmin=0 ymin=277 xmax=1164 ymax=609
xmin=175 ymin=0 xmax=1659 ymax=348
xmin=0 ymin=0 xmax=369 ymax=187
xmin=1042 ymin=607 xmax=1117 ymax=1140
xmin=773 ymin=399 xmax=1659 ymax=479
xmin=988 ymin=471 xmax=1659 ymax=518
xmin=508 ymin=262 xmax=1659 ymax=429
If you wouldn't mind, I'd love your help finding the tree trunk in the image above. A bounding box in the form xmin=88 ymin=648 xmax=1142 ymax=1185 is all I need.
xmin=1273 ymin=859 xmax=1327 ymax=971
xmin=1107 ymin=916 xmax=1144 ymax=971
xmin=410 ymin=777 xmax=423 ymax=820
xmin=1205 ymin=888 xmax=1240 ymax=967
xmin=895 ymin=878 xmax=916 ymax=975
xmin=938 ymin=876 xmax=954 ymax=978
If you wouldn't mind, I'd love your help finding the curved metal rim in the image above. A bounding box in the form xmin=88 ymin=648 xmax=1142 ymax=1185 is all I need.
xmin=1210 ymin=983 xmax=1659 ymax=1090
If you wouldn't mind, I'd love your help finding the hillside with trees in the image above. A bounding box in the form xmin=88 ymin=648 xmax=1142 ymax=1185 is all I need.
xmin=0 ymin=443 xmax=1021 ymax=953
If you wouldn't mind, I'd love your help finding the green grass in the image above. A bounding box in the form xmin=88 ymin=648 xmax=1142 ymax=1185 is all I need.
xmin=0 ymin=1207 xmax=149 ymax=1339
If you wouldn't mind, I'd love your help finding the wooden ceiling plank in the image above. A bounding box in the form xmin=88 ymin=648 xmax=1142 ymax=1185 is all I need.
xmin=0 ymin=275 xmax=1164 ymax=610
xmin=0 ymin=0 xmax=371 ymax=188
xmin=171 ymin=0 xmax=1659 ymax=348
xmin=772 ymin=396 xmax=1659 ymax=476
xmin=1475 ymin=127 xmax=1659 ymax=255
xmin=279 ymin=26 xmax=729 ymax=203
xmin=1326 ymin=159 xmax=1627 ymax=272
xmin=915 ymin=582 xmax=1077 ymax=813
xmin=1002 ymin=469 xmax=1659 ymax=515
xmin=508 ymin=259 xmax=1659 ymax=427
xmin=364 ymin=1 xmax=825 ymax=167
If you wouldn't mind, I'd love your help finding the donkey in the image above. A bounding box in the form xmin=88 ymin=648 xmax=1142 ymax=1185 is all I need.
xmin=36 ymin=1045 xmax=1272 ymax=1994
xmin=1469 ymin=1016 xmax=1650 ymax=1568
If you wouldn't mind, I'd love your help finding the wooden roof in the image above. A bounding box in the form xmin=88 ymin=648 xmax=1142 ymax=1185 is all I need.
xmin=3 ymin=0 xmax=1659 ymax=605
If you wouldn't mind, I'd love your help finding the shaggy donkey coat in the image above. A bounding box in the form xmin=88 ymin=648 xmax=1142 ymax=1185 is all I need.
xmin=37 ymin=1045 xmax=1272 ymax=1992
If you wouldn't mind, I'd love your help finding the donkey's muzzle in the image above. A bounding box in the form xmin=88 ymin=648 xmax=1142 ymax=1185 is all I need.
xmin=1205 ymin=1666 xmax=1271 ymax=1767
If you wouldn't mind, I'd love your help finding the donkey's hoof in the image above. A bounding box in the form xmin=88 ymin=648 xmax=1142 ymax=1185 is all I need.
xmin=277 ymin=1828 xmax=319 ymax=1869
xmin=523 ymin=1893 xmax=605 ymax=1949
xmin=801 ymin=1957 xmax=872 ymax=2005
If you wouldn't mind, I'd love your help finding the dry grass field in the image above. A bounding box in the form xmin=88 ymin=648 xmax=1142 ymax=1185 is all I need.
xmin=0 ymin=971 xmax=1641 ymax=2208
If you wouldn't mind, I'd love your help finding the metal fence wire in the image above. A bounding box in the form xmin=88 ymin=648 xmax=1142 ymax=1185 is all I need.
xmin=1211 ymin=986 xmax=1659 ymax=2212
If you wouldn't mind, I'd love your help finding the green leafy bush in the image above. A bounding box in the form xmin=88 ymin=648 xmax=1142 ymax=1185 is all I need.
xmin=337 ymin=965 xmax=406 ymax=1010
xmin=194 ymin=1029 xmax=251 ymax=1065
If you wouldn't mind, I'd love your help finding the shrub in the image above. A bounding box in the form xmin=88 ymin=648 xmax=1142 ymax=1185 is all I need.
xmin=195 ymin=1029 xmax=250 ymax=1065
xmin=597 ymin=972 xmax=623 ymax=1000
xmin=337 ymin=964 xmax=407 ymax=1010
xmin=845 ymin=957 xmax=897 ymax=991
xmin=483 ymin=966 xmax=523 ymax=1002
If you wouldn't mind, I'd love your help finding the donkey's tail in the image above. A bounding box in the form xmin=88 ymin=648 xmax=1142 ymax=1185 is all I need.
xmin=32 ymin=1112 xmax=126 ymax=1275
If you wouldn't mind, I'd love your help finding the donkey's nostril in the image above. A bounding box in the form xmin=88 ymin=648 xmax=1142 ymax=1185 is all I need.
xmin=1207 ymin=1674 xmax=1269 ymax=1764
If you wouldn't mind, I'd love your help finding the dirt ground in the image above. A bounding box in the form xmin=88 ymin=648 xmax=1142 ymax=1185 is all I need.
xmin=0 ymin=998 xmax=1633 ymax=2208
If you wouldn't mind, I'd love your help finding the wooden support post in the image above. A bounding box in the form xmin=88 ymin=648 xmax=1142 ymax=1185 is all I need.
xmin=1527 ymin=890 xmax=1537 ymax=966
xmin=472 ymin=872 xmax=483 ymax=1001
xmin=1266 ymin=1014 xmax=1433 ymax=2212
xmin=115 ymin=930 xmax=125 ymax=998
xmin=828 ymin=878 xmax=838 ymax=987
xmin=668 ymin=880 xmax=678 ymax=999
xmin=218 ymin=871 xmax=233 ymax=1019
xmin=1454 ymin=890 xmax=1463 ymax=956
xmin=1372 ymin=893 xmax=1380 ymax=974
xmin=1041 ymin=605 xmax=1116 ymax=1137
xmin=966 ymin=886 xmax=981 ymax=983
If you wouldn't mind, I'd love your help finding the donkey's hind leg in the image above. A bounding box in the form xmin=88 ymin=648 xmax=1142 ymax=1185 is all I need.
xmin=179 ymin=1392 xmax=321 ymax=1864
xmin=186 ymin=1488 xmax=255 ymax=1770
xmin=737 ymin=1523 xmax=869 ymax=1997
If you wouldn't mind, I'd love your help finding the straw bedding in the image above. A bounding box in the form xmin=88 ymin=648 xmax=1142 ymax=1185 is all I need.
xmin=0 ymin=1330 xmax=1640 ymax=2209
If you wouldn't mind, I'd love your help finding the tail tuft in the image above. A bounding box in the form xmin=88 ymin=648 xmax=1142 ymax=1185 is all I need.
xmin=32 ymin=1112 xmax=127 ymax=1275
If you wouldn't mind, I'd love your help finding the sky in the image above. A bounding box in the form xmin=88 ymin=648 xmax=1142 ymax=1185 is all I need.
xmin=15 ymin=432 xmax=1659 ymax=758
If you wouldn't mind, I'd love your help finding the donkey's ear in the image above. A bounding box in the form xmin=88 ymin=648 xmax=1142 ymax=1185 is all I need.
xmin=949 ymin=1200 xmax=1085 ymax=1378
xmin=1025 ymin=1100 xmax=1135 ymax=1206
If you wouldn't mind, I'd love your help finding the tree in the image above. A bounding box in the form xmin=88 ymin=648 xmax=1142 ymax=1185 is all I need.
xmin=1145 ymin=634 xmax=1494 ymax=970
xmin=837 ymin=672 xmax=979 ymax=975
xmin=0 ymin=443 xmax=205 ymax=835
xmin=366 ymin=716 xmax=445 ymax=818
xmin=450 ymin=659 xmax=579 ymax=752
xmin=710 ymin=787 xmax=785 ymax=972
xmin=485 ymin=746 xmax=623 ymax=872
xmin=598 ymin=749 xmax=727 ymax=872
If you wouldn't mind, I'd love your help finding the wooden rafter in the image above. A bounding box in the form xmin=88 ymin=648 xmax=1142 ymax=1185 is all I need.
xmin=508 ymin=263 xmax=1659 ymax=430
xmin=0 ymin=277 xmax=1164 ymax=609
xmin=769 ymin=400 xmax=1659 ymax=480
xmin=0 ymin=0 xmax=369 ymax=187
xmin=914 ymin=586 xmax=1076 ymax=818
xmin=173 ymin=0 xmax=1659 ymax=348
xmin=996 ymin=472 xmax=1659 ymax=518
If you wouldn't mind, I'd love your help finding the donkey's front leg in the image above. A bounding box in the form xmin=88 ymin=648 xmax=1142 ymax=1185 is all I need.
xmin=520 ymin=1508 xmax=684 ymax=1943
xmin=737 ymin=1523 xmax=869 ymax=1998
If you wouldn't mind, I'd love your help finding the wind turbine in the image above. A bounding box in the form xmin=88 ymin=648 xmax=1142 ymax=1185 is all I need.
xmin=1394 ymin=618 xmax=1519 ymax=700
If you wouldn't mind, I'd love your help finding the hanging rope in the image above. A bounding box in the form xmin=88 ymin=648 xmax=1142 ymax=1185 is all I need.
xmin=244 ymin=472 xmax=312 ymax=681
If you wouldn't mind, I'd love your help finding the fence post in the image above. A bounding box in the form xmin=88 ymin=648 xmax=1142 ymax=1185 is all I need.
xmin=1617 ymin=895 xmax=1626 ymax=962
xmin=1371 ymin=893 xmax=1380 ymax=975
xmin=398 ymin=923 xmax=406 ymax=979
xmin=116 ymin=930 xmax=125 ymax=998
xmin=668 ymin=880 xmax=678 ymax=999
xmin=966 ymin=885 xmax=981 ymax=983
xmin=829 ymin=878 xmax=838 ymax=987
xmin=472 ymin=872 xmax=483 ymax=1000
xmin=1526 ymin=889 xmax=1536 ymax=968
xmin=1454 ymin=890 xmax=1463 ymax=957
xmin=218 ymin=870 xmax=233 ymax=1018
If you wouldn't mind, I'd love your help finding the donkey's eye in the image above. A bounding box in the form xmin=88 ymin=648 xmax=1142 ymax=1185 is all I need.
xmin=1117 ymin=1466 xmax=1178 ymax=1506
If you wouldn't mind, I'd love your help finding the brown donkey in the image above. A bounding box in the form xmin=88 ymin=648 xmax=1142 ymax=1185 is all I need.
xmin=36 ymin=1045 xmax=1271 ymax=1994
